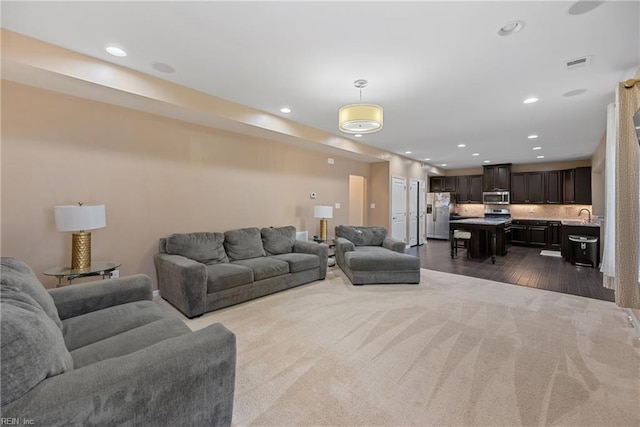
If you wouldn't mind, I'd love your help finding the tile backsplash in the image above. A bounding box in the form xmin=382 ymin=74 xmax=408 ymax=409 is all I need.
xmin=455 ymin=204 xmax=594 ymax=220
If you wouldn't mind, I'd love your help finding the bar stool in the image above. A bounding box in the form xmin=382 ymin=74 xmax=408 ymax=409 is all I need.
xmin=452 ymin=230 xmax=471 ymax=259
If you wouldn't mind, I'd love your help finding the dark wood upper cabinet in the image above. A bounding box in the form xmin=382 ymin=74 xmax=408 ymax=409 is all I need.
xmin=483 ymin=164 xmax=511 ymax=191
xmin=545 ymin=170 xmax=563 ymax=204
xmin=444 ymin=176 xmax=456 ymax=192
xmin=510 ymin=172 xmax=544 ymax=204
xmin=574 ymin=167 xmax=592 ymax=204
xmin=563 ymin=169 xmax=575 ymax=203
xmin=469 ymin=175 xmax=483 ymax=203
xmin=456 ymin=175 xmax=470 ymax=203
xmin=430 ymin=176 xmax=444 ymax=192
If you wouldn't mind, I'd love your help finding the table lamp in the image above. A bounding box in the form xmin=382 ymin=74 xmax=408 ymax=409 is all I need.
xmin=313 ymin=205 xmax=334 ymax=241
xmin=54 ymin=203 xmax=106 ymax=270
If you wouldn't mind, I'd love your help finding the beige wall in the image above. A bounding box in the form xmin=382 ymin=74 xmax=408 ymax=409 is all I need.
xmin=1 ymin=81 xmax=372 ymax=288
xmin=368 ymin=162 xmax=390 ymax=227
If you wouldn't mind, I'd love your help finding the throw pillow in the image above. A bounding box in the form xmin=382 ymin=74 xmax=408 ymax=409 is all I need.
xmin=335 ymin=225 xmax=387 ymax=246
xmin=0 ymin=284 xmax=74 ymax=406
xmin=261 ymin=226 xmax=296 ymax=255
xmin=224 ymin=227 xmax=266 ymax=261
xmin=0 ymin=257 xmax=63 ymax=330
xmin=166 ymin=232 xmax=229 ymax=265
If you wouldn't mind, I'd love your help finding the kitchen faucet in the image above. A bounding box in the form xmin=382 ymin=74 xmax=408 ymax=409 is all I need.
xmin=578 ymin=208 xmax=591 ymax=223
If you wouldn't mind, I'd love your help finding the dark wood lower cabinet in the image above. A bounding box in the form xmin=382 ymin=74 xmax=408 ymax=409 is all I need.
xmin=511 ymin=224 xmax=528 ymax=245
xmin=529 ymin=224 xmax=548 ymax=247
xmin=548 ymin=222 xmax=562 ymax=249
xmin=511 ymin=220 xmax=560 ymax=249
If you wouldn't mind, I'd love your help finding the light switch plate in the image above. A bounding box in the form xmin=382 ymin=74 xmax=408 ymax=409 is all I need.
xmin=335 ymin=203 xmax=340 ymax=209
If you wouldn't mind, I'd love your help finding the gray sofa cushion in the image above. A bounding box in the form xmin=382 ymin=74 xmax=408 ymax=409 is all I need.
xmin=70 ymin=317 xmax=190 ymax=368
xmin=271 ymin=253 xmax=320 ymax=273
xmin=0 ymin=257 xmax=63 ymax=330
xmin=62 ymin=300 xmax=166 ymax=351
xmin=206 ymin=264 xmax=254 ymax=293
xmin=335 ymin=225 xmax=387 ymax=246
xmin=261 ymin=226 xmax=296 ymax=255
xmin=231 ymin=257 xmax=289 ymax=281
xmin=0 ymin=284 xmax=73 ymax=406
xmin=224 ymin=227 xmax=266 ymax=261
xmin=165 ymin=232 xmax=229 ymax=265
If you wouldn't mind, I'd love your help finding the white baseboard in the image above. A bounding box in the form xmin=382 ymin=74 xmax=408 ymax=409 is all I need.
xmin=626 ymin=308 xmax=640 ymax=341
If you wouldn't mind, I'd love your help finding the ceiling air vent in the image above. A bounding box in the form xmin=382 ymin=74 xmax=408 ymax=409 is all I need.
xmin=565 ymin=55 xmax=592 ymax=70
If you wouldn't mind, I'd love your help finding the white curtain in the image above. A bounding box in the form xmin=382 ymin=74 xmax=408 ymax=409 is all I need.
xmin=601 ymin=101 xmax=617 ymax=288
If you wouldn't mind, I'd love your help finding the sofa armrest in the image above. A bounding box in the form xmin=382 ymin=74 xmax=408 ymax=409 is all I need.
xmin=334 ymin=237 xmax=355 ymax=270
xmin=1 ymin=323 xmax=236 ymax=427
xmin=383 ymin=238 xmax=406 ymax=254
xmin=48 ymin=274 xmax=152 ymax=320
xmin=154 ymin=253 xmax=207 ymax=318
xmin=293 ymin=240 xmax=329 ymax=279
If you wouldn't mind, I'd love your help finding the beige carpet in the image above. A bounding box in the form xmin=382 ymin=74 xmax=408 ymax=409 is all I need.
xmin=157 ymin=268 xmax=640 ymax=426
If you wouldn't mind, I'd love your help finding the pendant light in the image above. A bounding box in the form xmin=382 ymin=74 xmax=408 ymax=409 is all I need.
xmin=338 ymin=79 xmax=383 ymax=134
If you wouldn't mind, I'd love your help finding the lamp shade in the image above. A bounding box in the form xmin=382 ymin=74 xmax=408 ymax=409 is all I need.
xmin=313 ymin=205 xmax=334 ymax=219
xmin=55 ymin=204 xmax=106 ymax=232
xmin=339 ymin=104 xmax=383 ymax=134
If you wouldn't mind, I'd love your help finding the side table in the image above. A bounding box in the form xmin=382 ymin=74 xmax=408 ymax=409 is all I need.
xmin=43 ymin=261 xmax=121 ymax=287
xmin=311 ymin=238 xmax=336 ymax=267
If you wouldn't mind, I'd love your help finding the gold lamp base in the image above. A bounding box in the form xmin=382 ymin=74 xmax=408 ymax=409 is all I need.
xmin=319 ymin=218 xmax=328 ymax=241
xmin=71 ymin=231 xmax=92 ymax=270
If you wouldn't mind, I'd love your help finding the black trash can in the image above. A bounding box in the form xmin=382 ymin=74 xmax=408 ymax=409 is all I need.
xmin=568 ymin=235 xmax=599 ymax=268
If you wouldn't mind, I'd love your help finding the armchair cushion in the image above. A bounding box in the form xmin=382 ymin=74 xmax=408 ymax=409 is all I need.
xmin=335 ymin=225 xmax=387 ymax=246
xmin=165 ymin=232 xmax=229 ymax=265
xmin=224 ymin=227 xmax=266 ymax=261
xmin=0 ymin=257 xmax=62 ymax=330
xmin=0 ymin=284 xmax=73 ymax=406
xmin=261 ymin=226 xmax=296 ymax=255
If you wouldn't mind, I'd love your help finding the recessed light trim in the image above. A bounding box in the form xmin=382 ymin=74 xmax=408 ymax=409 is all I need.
xmin=151 ymin=62 xmax=175 ymax=74
xmin=536 ymin=155 xmax=545 ymax=159
xmin=354 ymin=134 xmax=363 ymax=138
xmin=405 ymin=151 xmax=412 ymax=154
xmin=484 ymin=160 xmax=491 ymax=163
xmin=280 ymin=107 xmax=291 ymax=113
xmin=424 ymin=158 xmax=431 ymax=161
xmin=523 ymin=97 xmax=539 ymax=104
xmin=457 ymin=144 xmax=466 ymax=148
xmin=498 ymin=20 xmax=526 ymax=36
xmin=563 ymin=89 xmax=588 ymax=97
xmin=441 ymin=163 xmax=447 ymax=167
xmin=528 ymin=134 xmax=538 ymax=139
xmin=472 ymin=153 xmax=480 ymax=156
xmin=105 ymin=46 xmax=127 ymax=57
xmin=568 ymin=0 xmax=605 ymax=16
xmin=533 ymin=146 xmax=542 ymax=150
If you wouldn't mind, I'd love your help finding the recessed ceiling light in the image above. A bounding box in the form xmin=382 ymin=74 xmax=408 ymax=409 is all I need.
xmin=523 ymin=97 xmax=539 ymax=104
xmin=498 ymin=20 xmax=526 ymax=36
xmin=484 ymin=160 xmax=491 ymax=163
xmin=424 ymin=158 xmax=431 ymax=161
xmin=472 ymin=153 xmax=480 ymax=156
xmin=528 ymin=134 xmax=538 ymax=139
xmin=536 ymin=155 xmax=545 ymax=159
xmin=280 ymin=107 xmax=291 ymax=113
xmin=533 ymin=146 xmax=542 ymax=150
xmin=441 ymin=163 xmax=447 ymax=167
xmin=105 ymin=46 xmax=127 ymax=57
xmin=563 ymin=89 xmax=588 ymax=97
xmin=405 ymin=151 xmax=412 ymax=154
xmin=457 ymin=144 xmax=466 ymax=148
xmin=635 ymin=126 xmax=640 ymax=130
xmin=152 ymin=62 xmax=175 ymax=74
xmin=568 ymin=0 xmax=605 ymax=16
xmin=354 ymin=134 xmax=363 ymax=138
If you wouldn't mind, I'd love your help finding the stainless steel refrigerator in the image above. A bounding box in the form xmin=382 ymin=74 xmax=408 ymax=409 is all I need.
xmin=426 ymin=192 xmax=455 ymax=239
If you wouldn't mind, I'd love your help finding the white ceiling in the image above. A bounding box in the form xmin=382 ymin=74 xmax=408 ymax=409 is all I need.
xmin=2 ymin=1 xmax=639 ymax=169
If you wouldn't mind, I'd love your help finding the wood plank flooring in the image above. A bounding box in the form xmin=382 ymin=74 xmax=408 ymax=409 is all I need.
xmin=407 ymin=239 xmax=614 ymax=302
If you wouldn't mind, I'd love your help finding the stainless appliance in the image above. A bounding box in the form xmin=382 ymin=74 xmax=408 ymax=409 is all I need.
xmin=427 ymin=192 xmax=456 ymax=239
xmin=483 ymin=191 xmax=510 ymax=205
xmin=485 ymin=208 xmax=512 ymax=247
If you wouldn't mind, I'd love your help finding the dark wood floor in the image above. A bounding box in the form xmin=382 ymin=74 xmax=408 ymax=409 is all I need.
xmin=407 ymin=239 xmax=614 ymax=302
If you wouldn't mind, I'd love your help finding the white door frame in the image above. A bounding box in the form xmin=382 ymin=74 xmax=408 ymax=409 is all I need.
xmin=391 ymin=176 xmax=407 ymax=244
xmin=409 ymin=179 xmax=419 ymax=246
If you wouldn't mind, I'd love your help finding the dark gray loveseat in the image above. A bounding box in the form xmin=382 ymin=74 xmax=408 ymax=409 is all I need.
xmin=155 ymin=226 xmax=328 ymax=318
xmin=0 ymin=257 xmax=236 ymax=426
xmin=334 ymin=225 xmax=421 ymax=285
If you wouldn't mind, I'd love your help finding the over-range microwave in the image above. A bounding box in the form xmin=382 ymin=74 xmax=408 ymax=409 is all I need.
xmin=483 ymin=191 xmax=510 ymax=205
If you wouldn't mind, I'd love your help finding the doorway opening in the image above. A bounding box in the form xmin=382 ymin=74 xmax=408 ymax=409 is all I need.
xmin=349 ymin=175 xmax=367 ymax=226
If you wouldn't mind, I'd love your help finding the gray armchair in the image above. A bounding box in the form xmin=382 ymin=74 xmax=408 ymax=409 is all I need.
xmin=334 ymin=225 xmax=421 ymax=285
xmin=1 ymin=257 xmax=236 ymax=426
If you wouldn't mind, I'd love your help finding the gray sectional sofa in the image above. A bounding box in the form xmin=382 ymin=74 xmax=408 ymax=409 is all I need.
xmin=0 ymin=257 xmax=236 ymax=426
xmin=155 ymin=226 xmax=328 ymax=318
xmin=334 ymin=225 xmax=421 ymax=285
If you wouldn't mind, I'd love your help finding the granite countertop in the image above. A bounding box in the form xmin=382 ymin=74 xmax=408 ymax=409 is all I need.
xmin=512 ymin=217 xmax=601 ymax=227
xmin=449 ymin=218 xmax=510 ymax=225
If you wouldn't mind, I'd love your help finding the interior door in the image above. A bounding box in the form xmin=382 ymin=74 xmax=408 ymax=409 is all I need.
xmin=391 ymin=177 xmax=407 ymax=244
xmin=409 ymin=179 xmax=418 ymax=246
xmin=418 ymin=180 xmax=426 ymax=244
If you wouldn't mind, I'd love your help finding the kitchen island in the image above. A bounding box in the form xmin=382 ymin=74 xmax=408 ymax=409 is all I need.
xmin=449 ymin=218 xmax=510 ymax=264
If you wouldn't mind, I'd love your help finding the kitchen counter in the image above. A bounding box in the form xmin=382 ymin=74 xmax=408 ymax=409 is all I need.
xmin=512 ymin=217 xmax=600 ymax=227
xmin=449 ymin=218 xmax=509 ymax=263
xmin=450 ymin=218 xmax=510 ymax=225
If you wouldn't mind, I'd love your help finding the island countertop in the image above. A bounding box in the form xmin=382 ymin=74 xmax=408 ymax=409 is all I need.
xmin=449 ymin=218 xmax=511 ymax=225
